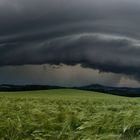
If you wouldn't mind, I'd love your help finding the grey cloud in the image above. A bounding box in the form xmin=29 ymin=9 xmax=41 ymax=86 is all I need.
xmin=1 ymin=0 xmax=140 ymax=83
xmin=1 ymin=0 xmax=140 ymax=37
xmin=1 ymin=33 xmax=140 ymax=81
xmin=0 ymin=64 xmax=123 ymax=87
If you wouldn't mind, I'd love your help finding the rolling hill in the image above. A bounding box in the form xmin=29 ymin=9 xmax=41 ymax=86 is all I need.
xmin=0 ymin=89 xmax=139 ymax=140
xmin=1 ymin=84 xmax=140 ymax=97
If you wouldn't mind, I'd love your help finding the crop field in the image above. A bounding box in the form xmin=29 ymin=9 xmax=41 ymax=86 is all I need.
xmin=0 ymin=89 xmax=140 ymax=140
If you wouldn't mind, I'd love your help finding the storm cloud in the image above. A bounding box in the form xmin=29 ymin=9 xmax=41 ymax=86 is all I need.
xmin=1 ymin=0 xmax=140 ymax=83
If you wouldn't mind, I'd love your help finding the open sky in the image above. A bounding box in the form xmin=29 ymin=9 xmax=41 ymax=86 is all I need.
xmin=0 ymin=0 xmax=140 ymax=87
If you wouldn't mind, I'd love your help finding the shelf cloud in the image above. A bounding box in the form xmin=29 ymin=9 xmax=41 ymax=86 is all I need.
xmin=1 ymin=0 xmax=140 ymax=85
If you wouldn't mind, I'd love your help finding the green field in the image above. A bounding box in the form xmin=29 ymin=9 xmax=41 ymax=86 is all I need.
xmin=0 ymin=89 xmax=140 ymax=140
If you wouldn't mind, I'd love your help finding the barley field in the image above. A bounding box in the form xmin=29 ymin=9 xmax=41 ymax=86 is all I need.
xmin=0 ymin=89 xmax=140 ymax=140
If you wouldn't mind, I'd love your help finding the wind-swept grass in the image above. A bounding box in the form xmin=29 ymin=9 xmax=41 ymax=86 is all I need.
xmin=0 ymin=89 xmax=140 ymax=140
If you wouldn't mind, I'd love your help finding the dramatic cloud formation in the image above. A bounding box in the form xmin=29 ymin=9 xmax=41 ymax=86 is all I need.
xmin=1 ymin=33 xmax=140 ymax=81
xmin=1 ymin=0 xmax=140 ymax=85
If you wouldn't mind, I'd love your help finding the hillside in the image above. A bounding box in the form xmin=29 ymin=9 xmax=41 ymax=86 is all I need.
xmin=77 ymin=84 xmax=140 ymax=97
xmin=1 ymin=84 xmax=140 ymax=97
xmin=0 ymin=89 xmax=140 ymax=140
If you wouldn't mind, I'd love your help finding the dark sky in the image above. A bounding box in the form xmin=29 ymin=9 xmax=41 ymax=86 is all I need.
xmin=0 ymin=0 xmax=140 ymax=87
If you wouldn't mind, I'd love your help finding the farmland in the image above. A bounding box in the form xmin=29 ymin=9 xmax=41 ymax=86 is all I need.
xmin=0 ymin=89 xmax=140 ymax=140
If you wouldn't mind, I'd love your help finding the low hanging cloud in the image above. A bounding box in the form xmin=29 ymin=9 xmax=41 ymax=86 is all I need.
xmin=1 ymin=33 xmax=140 ymax=81
xmin=1 ymin=0 xmax=140 ymax=83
